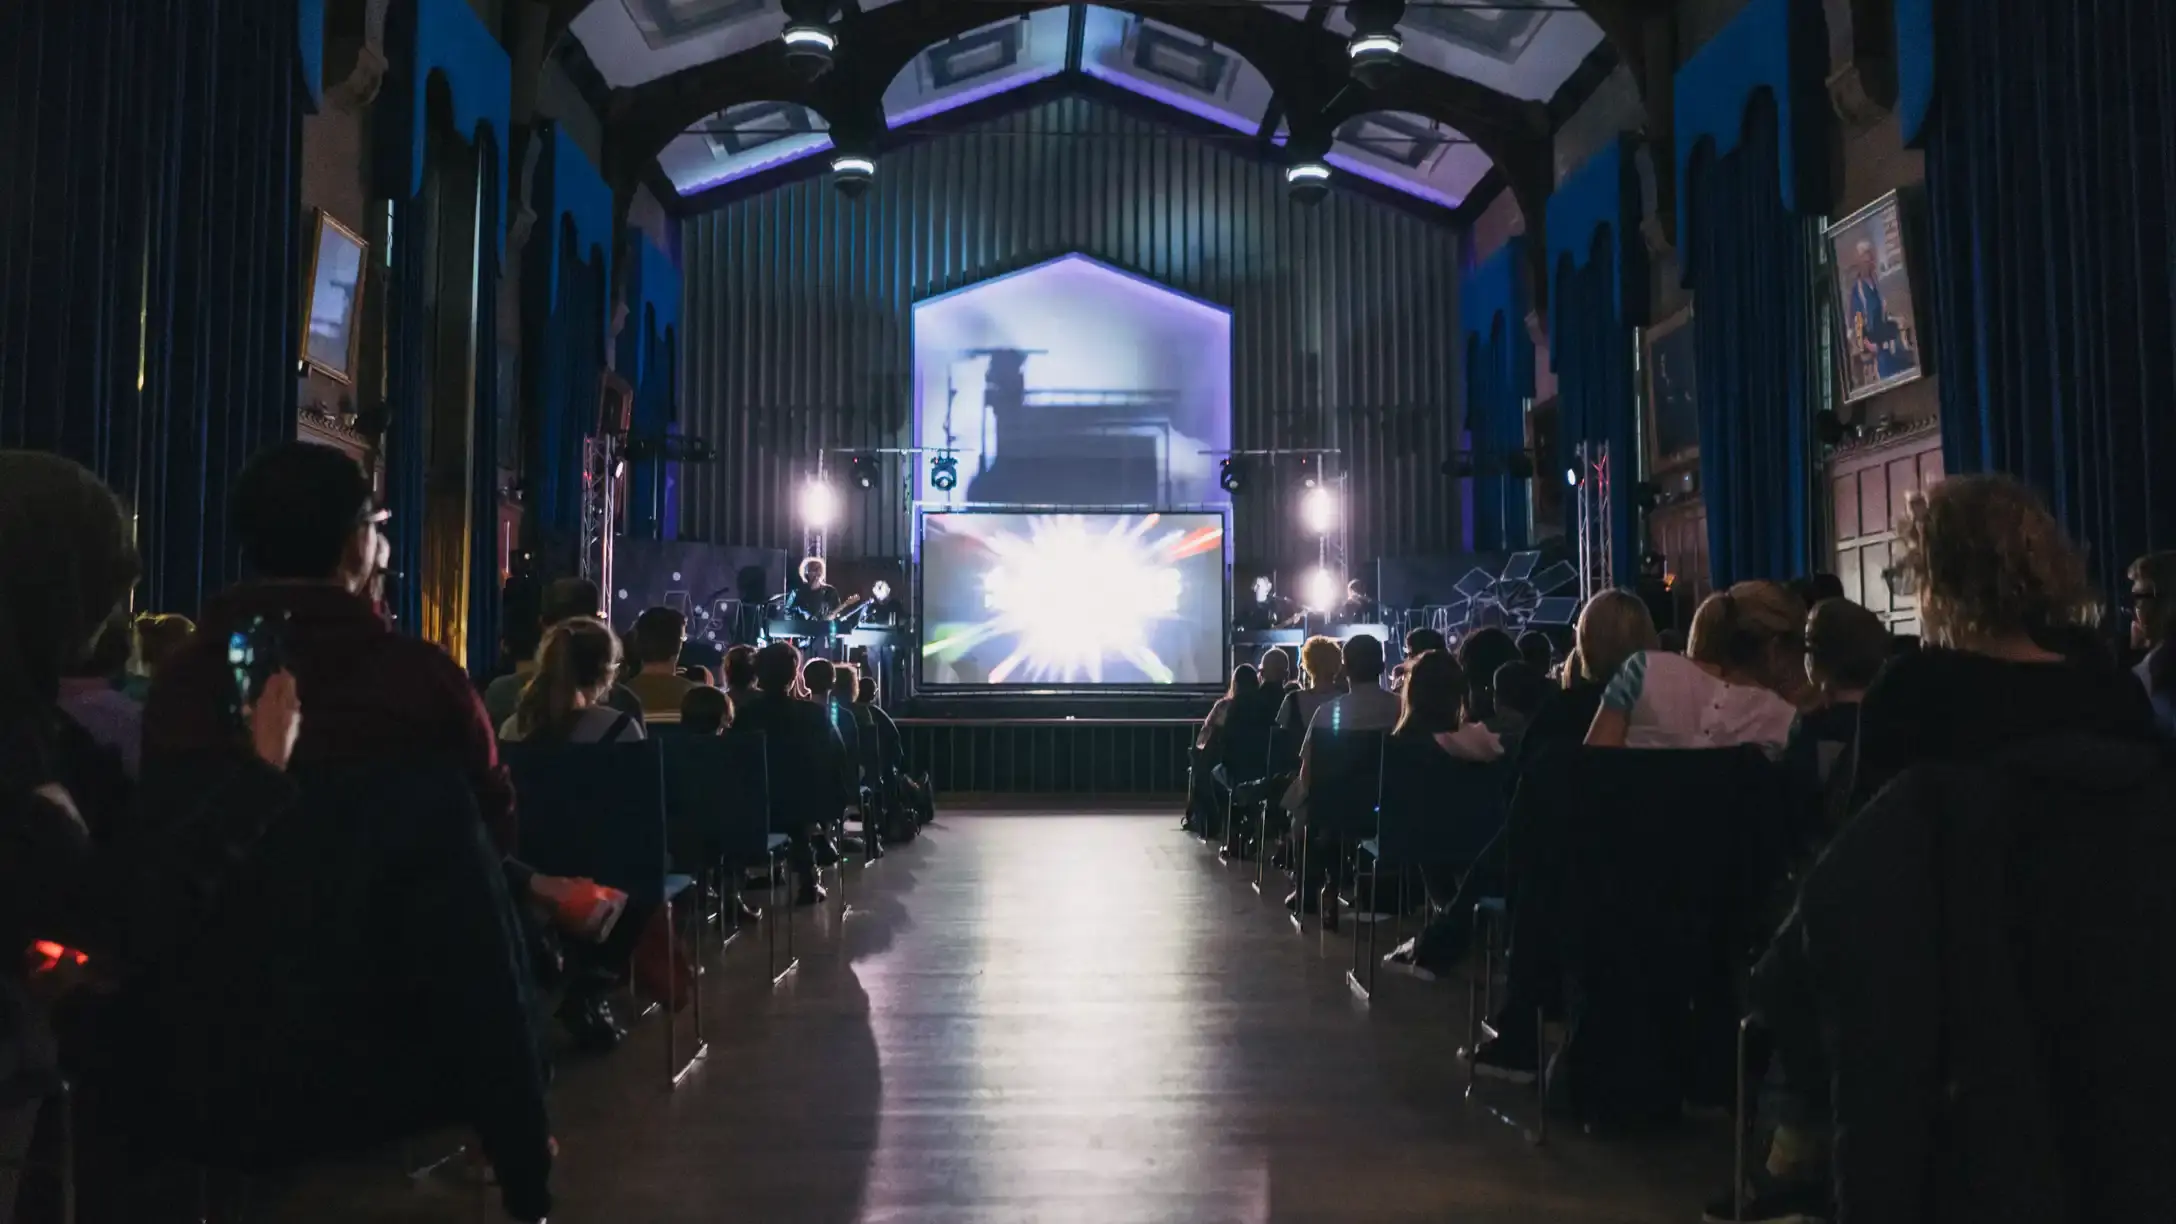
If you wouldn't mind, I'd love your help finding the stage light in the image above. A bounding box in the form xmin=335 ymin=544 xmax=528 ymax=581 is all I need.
xmin=780 ymin=0 xmax=837 ymax=78
xmin=872 ymin=579 xmax=892 ymax=601
xmin=1302 ymin=485 xmax=1336 ymax=535
xmin=1219 ymin=457 xmax=1244 ymax=494
xmin=799 ymin=478 xmax=838 ymax=529
xmin=831 ymin=153 xmax=875 ymax=198
xmin=1565 ymin=467 xmax=1581 ymax=488
xmin=1305 ymin=567 xmax=1340 ymax=613
xmin=1294 ymin=454 xmax=1321 ymax=490
xmin=1345 ymin=0 xmax=1406 ymax=87
xmin=1285 ymin=159 xmax=1330 ymax=205
xmin=929 ymin=451 xmax=959 ymax=492
xmin=849 ymin=454 xmax=876 ymax=490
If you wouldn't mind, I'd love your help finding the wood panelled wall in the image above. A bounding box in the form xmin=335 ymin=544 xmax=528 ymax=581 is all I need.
xmin=1829 ymin=427 xmax=1944 ymax=635
xmin=678 ymin=94 xmax=1468 ymax=576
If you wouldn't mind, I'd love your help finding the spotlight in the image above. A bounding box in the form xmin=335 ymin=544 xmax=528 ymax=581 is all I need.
xmin=780 ymin=0 xmax=837 ymax=77
xmin=1219 ymin=456 xmax=1244 ymax=494
xmin=1294 ymin=454 xmax=1321 ymax=490
xmin=1304 ymin=567 xmax=1340 ymax=613
xmin=830 ymin=153 xmax=875 ymax=198
xmin=1565 ymin=466 xmax=1581 ymax=488
xmin=1285 ymin=159 xmax=1330 ymax=205
xmin=799 ymin=478 xmax=838 ymax=529
xmin=1302 ymin=485 xmax=1336 ymax=535
xmin=1345 ymin=0 xmax=1406 ymax=88
xmin=872 ymin=579 xmax=892 ymax=602
xmin=929 ymin=452 xmax=959 ymax=492
xmin=848 ymin=453 xmax=876 ymax=490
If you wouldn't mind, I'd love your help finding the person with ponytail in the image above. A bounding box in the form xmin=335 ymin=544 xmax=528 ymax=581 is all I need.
xmin=499 ymin=618 xmax=644 ymax=745
xmin=1584 ymin=580 xmax=1806 ymax=754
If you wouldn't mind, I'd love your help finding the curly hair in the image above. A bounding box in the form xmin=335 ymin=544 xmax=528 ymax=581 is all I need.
xmin=1892 ymin=475 xmax=2097 ymax=647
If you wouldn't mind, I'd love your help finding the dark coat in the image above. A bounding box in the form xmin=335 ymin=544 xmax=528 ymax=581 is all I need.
xmin=1755 ymin=733 xmax=2176 ymax=1224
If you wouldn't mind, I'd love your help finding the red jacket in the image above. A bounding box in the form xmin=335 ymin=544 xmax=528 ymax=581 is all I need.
xmin=143 ymin=584 xmax=517 ymax=855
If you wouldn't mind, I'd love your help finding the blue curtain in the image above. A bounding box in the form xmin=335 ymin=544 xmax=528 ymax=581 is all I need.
xmin=1461 ymin=238 xmax=1534 ymax=551
xmin=1919 ymin=0 xmax=2176 ymax=598
xmin=465 ymin=136 xmax=504 ymax=678
xmin=1683 ymin=97 xmax=1819 ymax=590
xmin=620 ymin=237 xmax=682 ymax=541
xmin=1552 ymin=239 xmax=1642 ymax=575
xmin=522 ymin=123 xmax=614 ymax=561
xmin=0 ymin=0 xmax=303 ymax=616
xmin=1546 ymin=138 xmax=1647 ymax=579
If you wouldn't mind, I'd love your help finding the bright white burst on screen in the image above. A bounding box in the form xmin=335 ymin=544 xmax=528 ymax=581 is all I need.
xmin=920 ymin=514 xmax=1223 ymax=685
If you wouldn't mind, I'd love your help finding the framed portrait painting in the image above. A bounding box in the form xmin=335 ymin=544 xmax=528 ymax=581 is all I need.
xmin=1825 ymin=190 xmax=1927 ymax=404
xmin=300 ymin=210 xmax=368 ymax=384
xmin=1643 ymin=306 xmax=1699 ymax=473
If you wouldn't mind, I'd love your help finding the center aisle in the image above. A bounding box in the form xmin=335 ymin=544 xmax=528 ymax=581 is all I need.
xmin=282 ymin=812 xmax=1722 ymax=1222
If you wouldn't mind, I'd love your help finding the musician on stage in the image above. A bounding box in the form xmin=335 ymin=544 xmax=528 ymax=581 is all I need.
xmin=784 ymin=556 xmax=843 ymax=621
xmin=1235 ymin=575 xmax=1300 ymax=631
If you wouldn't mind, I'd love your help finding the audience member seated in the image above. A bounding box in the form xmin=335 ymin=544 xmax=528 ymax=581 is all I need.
xmin=1515 ymin=629 xmax=1554 ymax=674
xmin=125 ymin=612 xmax=194 ymax=700
xmin=1197 ymin=664 xmax=1274 ymax=754
xmin=1256 ymin=646 xmax=1297 ymax=704
xmin=483 ymin=578 xmax=645 ymax=732
xmin=721 ymin=643 xmax=758 ymax=709
xmin=623 ymin=607 xmax=696 ymax=723
xmin=678 ymin=664 xmax=715 ymax=688
xmin=806 ymin=658 xmax=865 ymax=802
xmin=498 ymin=619 xmax=646 ymax=745
xmin=1736 ymin=488 xmax=2174 ymax=1224
xmin=2126 ymin=550 xmax=2176 ymax=737
xmin=1394 ymin=627 xmax=1448 ymax=689
xmin=146 ymin=443 xmax=521 ymax=854
xmin=1383 ymin=592 xmax=1658 ymax=978
xmin=1280 ymin=634 xmax=1395 ymax=912
xmin=680 ymin=685 xmax=731 ymax=735
xmin=1455 ymin=627 xmax=1523 ymax=722
xmin=729 ymin=642 xmax=844 ymax=904
xmin=855 ymin=676 xmax=930 ymax=833
xmin=1788 ymin=571 xmax=1846 ymax=610
xmin=1396 ymin=651 xmax=1503 ymax=764
xmin=1516 ymin=591 xmax=1656 ymax=772
xmin=1275 ymin=635 xmax=1346 ymax=734
xmin=1847 ymin=475 xmax=2157 ymax=810
xmin=1584 ymin=582 xmax=1805 ymax=755
xmin=1787 ymin=599 xmax=1889 ymax=832
xmin=58 ymin=612 xmax=143 ymax=779
xmin=1485 ymin=661 xmax=1547 ymax=757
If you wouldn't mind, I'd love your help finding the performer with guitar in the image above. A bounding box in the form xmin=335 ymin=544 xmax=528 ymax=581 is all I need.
xmin=781 ymin=556 xmax=867 ymax=640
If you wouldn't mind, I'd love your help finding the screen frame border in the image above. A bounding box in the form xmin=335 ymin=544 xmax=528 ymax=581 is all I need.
xmin=912 ymin=504 xmax=1232 ymax=694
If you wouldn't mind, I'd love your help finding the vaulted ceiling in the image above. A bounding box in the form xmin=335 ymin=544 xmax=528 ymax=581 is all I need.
xmin=555 ymin=1 xmax=1661 ymax=234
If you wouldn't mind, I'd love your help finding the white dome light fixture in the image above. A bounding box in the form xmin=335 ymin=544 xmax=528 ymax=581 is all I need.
xmin=1285 ymin=158 xmax=1330 ymax=205
xmin=830 ymin=153 xmax=876 ymax=198
xmin=1344 ymin=0 xmax=1406 ymax=88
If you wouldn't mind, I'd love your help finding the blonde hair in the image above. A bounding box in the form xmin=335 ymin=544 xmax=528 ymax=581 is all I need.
xmin=134 ymin=612 xmax=197 ymax=675
xmin=515 ymin=616 xmax=621 ymax=741
xmin=1893 ymin=475 xmax=2096 ymax=647
xmin=1575 ymin=590 xmax=1659 ymax=685
xmin=1688 ymin=581 xmax=1806 ymax=672
xmin=1298 ymin=634 xmax=1341 ymax=687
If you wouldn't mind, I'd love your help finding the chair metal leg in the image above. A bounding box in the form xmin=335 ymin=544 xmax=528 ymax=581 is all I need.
xmin=1735 ymin=1014 xmax=1753 ymax=1221
xmin=1290 ymin=832 xmax=1308 ymax=933
xmin=1533 ymin=1006 xmax=1549 ymax=1146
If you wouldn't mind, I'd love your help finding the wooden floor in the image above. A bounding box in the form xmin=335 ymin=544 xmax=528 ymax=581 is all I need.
xmin=269 ymin=811 xmax=1724 ymax=1222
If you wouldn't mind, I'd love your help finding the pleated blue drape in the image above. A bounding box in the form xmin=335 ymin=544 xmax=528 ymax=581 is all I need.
xmin=1917 ymin=0 xmax=2176 ymax=598
xmin=523 ymin=124 xmax=614 ymax=559
xmin=1683 ymin=99 xmax=1819 ymax=590
xmin=620 ymin=237 xmax=683 ymax=542
xmin=1546 ymin=138 xmax=1647 ymax=579
xmin=0 ymin=0 xmax=303 ymax=616
xmin=1461 ymin=238 xmax=1535 ymax=551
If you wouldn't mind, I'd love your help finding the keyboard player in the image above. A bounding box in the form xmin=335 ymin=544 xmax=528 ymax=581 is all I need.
xmin=784 ymin=556 xmax=843 ymax=621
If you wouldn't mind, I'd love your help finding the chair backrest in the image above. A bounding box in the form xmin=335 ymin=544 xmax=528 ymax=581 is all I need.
xmin=1221 ymin=726 xmax=1276 ymax=786
xmin=503 ymin=740 xmax=669 ymax=904
xmin=1307 ymin=729 xmax=1386 ymax=837
xmin=1374 ymin=738 xmax=1508 ymax=865
xmin=659 ymin=732 xmax=771 ymax=864
xmin=1270 ymin=725 xmax=1305 ymax=773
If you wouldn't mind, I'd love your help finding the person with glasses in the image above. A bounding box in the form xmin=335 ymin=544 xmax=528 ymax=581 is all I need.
xmin=1847 ymin=476 xmax=2158 ymax=811
xmin=2128 ymin=552 xmax=2176 ymax=737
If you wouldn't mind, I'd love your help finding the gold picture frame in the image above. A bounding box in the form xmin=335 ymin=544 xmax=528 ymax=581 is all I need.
xmin=1643 ymin=304 xmax=1699 ymax=473
xmin=300 ymin=209 xmax=369 ymax=384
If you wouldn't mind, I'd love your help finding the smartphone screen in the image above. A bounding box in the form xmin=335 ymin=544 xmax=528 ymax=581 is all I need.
xmin=224 ymin=613 xmax=288 ymax=725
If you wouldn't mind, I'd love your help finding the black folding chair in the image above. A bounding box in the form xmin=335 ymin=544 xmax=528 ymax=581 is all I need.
xmin=1350 ymin=742 xmax=1509 ymax=999
xmin=503 ymin=740 xmax=708 ymax=1088
xmin=1214 ymin=726 xmax=1276 ymax=860
xmin=660 ymin=732 xmax=796 ymax=979
xmin=1291 ymin=730 xmax=1386 ymax=934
